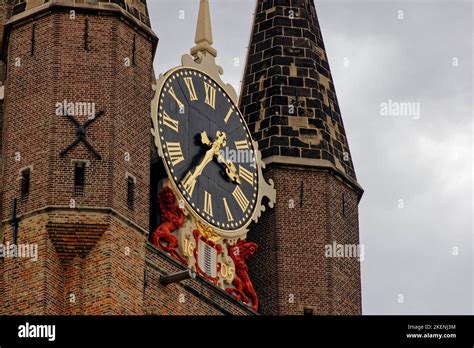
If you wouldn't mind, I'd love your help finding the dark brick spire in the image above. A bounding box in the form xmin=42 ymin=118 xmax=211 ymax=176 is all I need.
xmin=239 ymin=0 xmax=360 ymax=187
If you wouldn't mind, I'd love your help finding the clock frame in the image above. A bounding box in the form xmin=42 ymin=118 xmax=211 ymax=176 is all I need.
xmin=151 ymin=52 xmax=275 ymax=240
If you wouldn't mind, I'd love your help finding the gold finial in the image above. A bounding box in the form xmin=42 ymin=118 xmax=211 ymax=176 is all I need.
xmin=191 ymin=0 xmax=217 ymax=58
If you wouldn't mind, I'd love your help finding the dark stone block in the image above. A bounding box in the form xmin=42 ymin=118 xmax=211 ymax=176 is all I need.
xmin=260 ymin=117 xmax=271 ymax=129
xmin=308 ymin=117 xmax=325 ymax=129
xmin=268 ymin=65 xmax=283 ymax=76
xmin=281 ymin=126 xmax=299 ymax=136
xmin=252 ymin=30 xmax=265 ymax=43
xmin=288 ymin=77 xmax=304 ymax=87
xmin=273 ymin=16 xmax=293 ymax=27
xmin=295 ymin=57 xmax=315 ymax=69
xmin=283 ymin=27 xmax=302 ymax=37
xmin=281 ymin=146 xmax=301 ymax=157
xmin=296 ymin=67 xmax=308 ymax=78
xmin=302 ymin=29 xmax=316 ymax=42
xmin=267 ymin=86 xmax=282 ymax=97
xmin=271 ymin=116 xmax=288 ymax=126
xmin=259 ymin=19 xmax=273 ymax=32
xmin=258 ymin=138 xmax=269 ymax=150
xmin=302 ymin=149 xmax=321 ymax=159
xmin=248 ymin=52 xmax=263 ymax=65
xmin=253 ymin=130 xmax=263 ymax=141
xmin=273 ymin=36 xmax=293 ymax=47
xmin=271 ymin=75 xmax=288 ymax=86
xmin=256 ymin=39 xmax=272 ymax=53
xmin=300 ymin=128 xmax=318 ymax=136
xmin=270 ymin=136 xmax=289 ymax=146
xmin=263 ymin=126 xmax=280 ymax=138
xmin=245 ymin=103 xmax=259 ymax=115
xmin=283 ymin=47 xmax=305 ymax=57
xmin=261 ymin=146 xmax=280 ymax=158
xmin=306 ymin=97 xmax=321 ymax=109
xmin=293 ymin=37 xmax=311 ymax=48
xmin=321 ymin=131 xmax=331 ymax=143
xmin=271 ymin=95 xmax=289 ymax=107
xmin=321 ymin=150 xmax=334 ymax=164
xmin=274 ymin=0 xmax=292 ymax=6
xmin=273 ymin=56 xmax=294 ymax=66
xmin=265 ymin=26 xmax=283 ymax=39
xmin=290 ymin=138 xmax=310 ymax=148
xmin=266 ymin=106 xmax=282 ymax=118
xmin=263 ymin=46 xmax=283 ymax=59
xmin=291 ymin=18 xmax=309 ymax=29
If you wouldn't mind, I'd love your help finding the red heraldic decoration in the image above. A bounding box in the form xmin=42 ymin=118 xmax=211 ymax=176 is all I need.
xmin=226 ymin=241 xmax=259 ymax=311
xmin=151 ymin=187 xmax=187 ymax=264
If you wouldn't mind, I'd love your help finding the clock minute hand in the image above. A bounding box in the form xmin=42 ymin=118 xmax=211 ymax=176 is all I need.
xmin=182 ymin=131 xmax=227 ymax=195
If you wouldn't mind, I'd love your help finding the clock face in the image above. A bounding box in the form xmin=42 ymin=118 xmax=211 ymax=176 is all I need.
xmin=156 ymin=67 xmax=259 ymax=232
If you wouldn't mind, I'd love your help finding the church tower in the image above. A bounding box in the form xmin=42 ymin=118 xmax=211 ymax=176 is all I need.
xmin=0 ymin=0 xmax=157 ymax=314
xmin=239 ymin=0 xmax=364 ymax=314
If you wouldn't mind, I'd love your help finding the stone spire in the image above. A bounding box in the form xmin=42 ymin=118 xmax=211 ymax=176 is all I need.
xmin=239 ymin=0 xmax=361 ymax=190
xmin=190 ymin=0 xmax=217 ymax=57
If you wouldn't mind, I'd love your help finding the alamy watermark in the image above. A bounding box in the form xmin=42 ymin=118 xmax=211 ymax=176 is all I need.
xmin=218 ymin=148 xmax=256 ymax=166
xmin=325 ymin=241 xmax=364 ymax=261
xmin=380 ymin=99 xmax=420 ymax=120
xmin=55 ymin=99 xmax=96 ymax=119
xmin=0 ymin=242 xmax=38 ymax=262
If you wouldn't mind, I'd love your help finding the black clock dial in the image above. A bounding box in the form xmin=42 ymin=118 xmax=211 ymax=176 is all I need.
xmin=157 ymin=68 xmax=259 ymax=231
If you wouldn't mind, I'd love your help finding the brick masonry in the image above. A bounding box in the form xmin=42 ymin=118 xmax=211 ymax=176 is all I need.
xmin=247 ymin=167 xmax=362 ymax=315
xmin=240 ymin=0 xmax=363 ymax=315
xmin=0 ymin=1 xmax=253 ymax=315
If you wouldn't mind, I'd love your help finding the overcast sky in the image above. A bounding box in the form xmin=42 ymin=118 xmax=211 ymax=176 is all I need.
xmin=148 ymin=0 xmax=473 ymax=315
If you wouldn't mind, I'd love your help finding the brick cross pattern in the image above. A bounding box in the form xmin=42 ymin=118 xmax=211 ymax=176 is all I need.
xmin=60 ymin=111 xmax=104 ymax=160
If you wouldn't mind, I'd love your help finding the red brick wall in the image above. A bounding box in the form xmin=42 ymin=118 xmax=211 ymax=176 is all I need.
xmin=1 ymin=11 xmax=153 ymax=229
xmin=248 ymin=166 xmax=362 ymax=315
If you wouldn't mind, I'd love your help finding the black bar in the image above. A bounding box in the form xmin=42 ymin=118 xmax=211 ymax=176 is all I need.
xmin=0 ymin=316 xmax=472 ymax=346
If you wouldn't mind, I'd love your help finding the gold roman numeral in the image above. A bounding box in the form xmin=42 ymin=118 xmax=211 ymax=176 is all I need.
xmin=239 ymin=165 xmax=253 ymax=185
xmin=182 ymin=171 xmax=197 ymax=196
xmin=166 ymin=142 xmax=184 ymax=166
xmin=184 ymin=77 xmax=198 ymax=101
xmin=204 ymin=191 xmax=213 ymax=217
xmin=232 ymin=186 xmax=249 ymax=212
xmin=168 ymin=87 xmax=184 ymax=110
xmin=235 ymin=140 xmax=249 ymax=150
xmin=224 ymin=107 xmax=233 ymax=124
xmin=223 ymin=197 xmax=234 ymax=222
xmin=162 ymin=111 xmax=179 ymax=133
xmin=204 ymin=82 xmax=216 ymax=109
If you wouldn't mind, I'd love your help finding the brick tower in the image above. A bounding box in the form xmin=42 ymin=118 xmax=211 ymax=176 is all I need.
xmin=239 ymin=0 xmax=364 ymax=315
xmin=0 ymin=0 xmax=157 ymax=314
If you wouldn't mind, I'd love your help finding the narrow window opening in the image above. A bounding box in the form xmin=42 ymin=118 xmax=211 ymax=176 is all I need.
xmin=20 ymin=168 xmax=30 ymax=198
xmin=84 ymin=17 xmax=90 ymax=51
xmin=74 ymin=163 xmax=86 ymax=191
xmin=30 ymin=23 xmax=36 ymax=56
xmin=132 ymin=34 xmax=137 ymax=66
xmin=127 ymin=176 xmax=135 ymax=209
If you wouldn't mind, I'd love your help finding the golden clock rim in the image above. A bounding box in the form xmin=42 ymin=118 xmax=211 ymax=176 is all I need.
xmin=151 ymin=65 xmax=260 ymax=236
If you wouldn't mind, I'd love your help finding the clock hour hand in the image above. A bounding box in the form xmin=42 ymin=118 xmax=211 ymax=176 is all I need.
xmin=216 ymin=153 xmax=240 ymax=184
xmin=201 ymin=131 xmax=240 ymax=184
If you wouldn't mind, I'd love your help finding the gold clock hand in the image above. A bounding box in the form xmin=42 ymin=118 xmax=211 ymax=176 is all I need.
xmin=182 ymin=131 xmax=227 ymax=195
xmin=216 ymin=152 xmax=240 ymax=184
